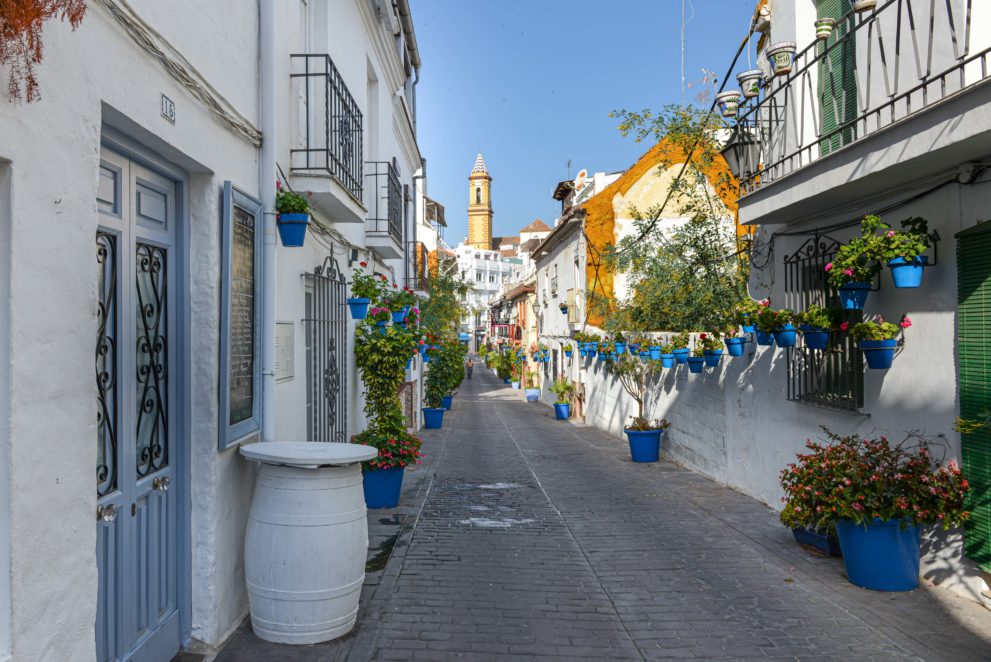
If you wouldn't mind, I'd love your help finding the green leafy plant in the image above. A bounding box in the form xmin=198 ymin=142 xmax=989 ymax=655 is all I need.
xmin=550 ymin=378 xmax=575 ymax=405
xmin=608 ymin=355 xmax=666 ymax=430
xmin=353 ymin=429 xmax=422 ymax=472
xmin=659 ymin=342 xmax=675 ymax=354
xmin=797 ymin=305 xmax=842 ymax=330
xmin=826 ymin=215 xmax=885 ymax=287
xmin=275 ymin=185 xmax=310 ymax=215
xmin=734 ymin=298 xmax=769 ymax=326
xmin=350 ymin=262 xmax=384 ymax=301
xmin=879 ymin=217 xmax=932 ymax=262
xmin=671 ymin=332 xmax=691 ymax=349
xmin=756 ymin=308 xmax=794 ymax=333
xmin=691 ymin=346 xmax=705 ymax=358
xmin=365 ymin=305 xmax=391 ymax=324
xmin=524 ymin=369 xmax=538 ymax=389
xmin=848 ymin=315 xmax=911 ymax=341
xmin=698 ymin=332 xmax=722 ymax=352
xmin=779 ymin=428 xmax=970 ymax=531
xmin=382 ymin=283 xmax=418 ymax=311
xmin=562 ymin=343 xmax=574 ymax=352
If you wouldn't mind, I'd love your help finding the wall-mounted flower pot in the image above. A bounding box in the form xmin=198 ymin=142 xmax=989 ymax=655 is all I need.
xmin=422 ymin=407 xmax=445 ymax=430
xmin=363 ymin=467 xmax=405 ymax=509
xmin=347 ymin=297 xmax=370 ymax=320
xmin=418 ymin=344 xmax=427 ymax=356
xmin=800 ymin=325 xmax=830 ymax=350
xmin=614 ymin=342 xmax=627 ymax=354
xmin=422 ymin=352 xmax=430 ymax=364
xmin=767 ymin=42 xmax=797 ymax=77
xmin=524 ymin=388 xmax=540 ymax=402
xmin=542 ymin=355 xmax=550 ymax=363
xmin=860 ymin=339 xmax=898 ymax=369
xmin=835 ymin=518 xmax=920 ymax=591
xmin=624 ymin=428 xmax=664 ymax=463
xmin=660 ymin=353 xmax=675 ymax=368
xmin=587 ymin=348 xmax=597 ymax=358
xmin=672 ymin=348 xmax=690 ymax=364
xmin=441 ymin=395 xmax=453 ymax=410
xmin=554 ymin=403 xmax=570 ymax=420
xmin=742 ymin=323 xmax=756 ymax=334
xmin=815 ymin=17 xmax=835 ymax=40
xmin=724 ymin=337 xmax=746 ymax=356
xmin=390 ymin=310 xmax=406 ymax=324
xmin=839 ymin=281 xmax=871 ymax=310
xmin=564 ymin=350 xmax=573 ymax=359
xmin=755 ymin=330 xmax=775 ymax=346
xmin=853 ymin=0 xmax=878 ymax=13
xmin=276 ymin=213 xmax=310 ymax=247
xmin=588 ymin=342 xmax=598 ymax=353
xmin=374 ymin=321 xmax=388 ymax=335
xmin=687 ymin=357 xmax=704 ymax=373
xmin=888 ymin=256 xmax=927 ymax=288
xmin=406 ymin=357 xmax=413 ymax=371
xmin=648 ymin=346 xmax=662 ymax=360
xmin=559 ymin=304 xmax=568 ymax=314
xmin=579 ymin=349 xmax=587 ymax=358
xmin=703 ymin=349 xmax=723 ymax=367
xmin=737 ymin=69 xmax=764 ymax=99
xmin=715 ymin=90 xmax=742 ymax=118
xmin=792 ymin=527 xmax=841 ymax=557
xmin=773 ymin=323 xmax=797 ymax=348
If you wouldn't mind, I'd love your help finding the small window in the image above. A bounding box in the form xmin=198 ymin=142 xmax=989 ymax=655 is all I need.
xmin=476 ymin=271 xmax=483 ymax=282
xmin=476 ymin=187 xmax=481 ymax=204
xmin=489 ymin=273 xmax=496 ymax=283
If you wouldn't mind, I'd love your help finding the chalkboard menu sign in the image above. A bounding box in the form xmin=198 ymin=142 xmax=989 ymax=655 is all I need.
xmin=219 ymin=182 xmax=263 ymax=449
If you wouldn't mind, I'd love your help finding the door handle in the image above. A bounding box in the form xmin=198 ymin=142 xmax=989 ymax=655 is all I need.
xmin=152 ymin=476 xmax=171 ymax=493
xmin=96 ymin=504 xmax=120 ymax=523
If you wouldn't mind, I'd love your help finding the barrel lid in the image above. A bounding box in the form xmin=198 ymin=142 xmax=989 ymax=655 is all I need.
xmin=239 ymin=441 xmax=377 ymax=468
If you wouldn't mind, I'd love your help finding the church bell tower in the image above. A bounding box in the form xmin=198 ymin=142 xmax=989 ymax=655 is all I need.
xmin=467 ymin=153 xmax=493 ymax=249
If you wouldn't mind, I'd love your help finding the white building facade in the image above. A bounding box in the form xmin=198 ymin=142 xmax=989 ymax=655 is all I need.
xmin=454 ymin=244 xmax=520 ymax=347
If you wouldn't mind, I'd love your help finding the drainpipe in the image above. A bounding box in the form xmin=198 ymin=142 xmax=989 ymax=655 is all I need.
xmin=260 ymin=0 xmax=277 ymax=442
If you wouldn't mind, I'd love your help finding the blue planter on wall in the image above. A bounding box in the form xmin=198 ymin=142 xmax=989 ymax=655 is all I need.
xmin=724 ymin=337 xmax=746 ymax=356
xmin=374 ymin=321 xmax=388 ymax=335
xmin=624 ymin=428 xmax=664 ymax=463
xmin=860 ymin=338 xmax=898 ymax=369
xmin=839 ymin=281 xmax=871 ymax=310
xmin=648 ymin=346 xmax=661 ymax=360
xmin=564 ymin=350 xmax=573 ymax=359
xmin=835 ymin=518 xmax=920 ymax=591
xmin=422 ymin=407 xmax=445 ymax=429
xmin=391 ymin=310 xmax=406 ymax=324
xmin=687 ymin=357 xmax=704 ymax=373
xmin=660 ymin=354 xmax=675 ymax=368
xmin=742 ymin=323 xmax=756 ymax=334
xmin=888 ymin=256 xmax=927 ymax=288
xmin=614 ymin=342 xmax=626 ymax=354
xmin=800 ymin=325 xmax=830 ymax=350
xmin=363 ymin=467 xmax=405 ymax=509
xmin=672 ymin=348 xmax=690 ymax=364
xmin=276 ymin=213 xmax=310 ymax=247
xmin=347 ymin=297 xmax=370 ymax=320
xmin=755 ymin=330 xmax=775 ymax=346
xmin=703 ymin=349 xmax=723 ymax=367
xmin=554 ymin=403 xmax=570 ymax=420
xmin=441 ymin=395 xmax=453 ymax=410
xmin=773 ymin=323 xmax=797 ymax=348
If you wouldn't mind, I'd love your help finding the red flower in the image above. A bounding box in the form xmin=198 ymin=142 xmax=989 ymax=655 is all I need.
xmin=699 ymin=333 xmax=707 ymax=340
xmin=359 ymin=261 xmax=367 ymax=267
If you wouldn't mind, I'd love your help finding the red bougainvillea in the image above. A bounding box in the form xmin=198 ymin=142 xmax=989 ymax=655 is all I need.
xmin=0 ymin=0 xmax=86 ymax=102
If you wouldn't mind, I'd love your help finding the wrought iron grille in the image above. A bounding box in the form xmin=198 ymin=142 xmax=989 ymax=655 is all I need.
xmin=406 ymin=241 xmax=429 ymax=291
xmin=96 ymin=231 xmax=118 ymax=497
xmin=366 ymin=161 xmax=403 ymax=245
xmin=784 ymin=235 xmax=864 ymax=413
xmin=135 ymin=242 xmax=169 ymax=476
xmin=303 ymin=256 xmax=349 ymax=443
xmin=735 ymin=0 xmax=987 ymax=196
xmin=289 ymin=54 xmax=364 ymax=200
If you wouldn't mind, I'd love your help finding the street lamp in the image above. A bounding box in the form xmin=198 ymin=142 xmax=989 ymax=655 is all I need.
xmin=720 ymin=124 xmax=762 ymax=183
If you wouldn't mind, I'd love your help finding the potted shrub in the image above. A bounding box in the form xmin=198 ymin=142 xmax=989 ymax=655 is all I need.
xmin=384 ymin=284 xmax=418 ymax=324
xmin=347 ymin=262 xmax=380 ymax=320
xmin=671 ymin=332 xmax=691 ymax=364
xmin=815 ymin=17 xmax=835 ymax=40
xmin=609 ymin=356 xmax=669 ymax=462
xmin=715 ymin=90 xmax=742 ymax=118
xmin=849 ymin=315 xmax=911 ymax=369
xmin=735 ymin=298 xmax=768 ymax=335
xmin=367 ymin=306 xmax=391 ymax=334
xmin=524 ymin=369 xmax=541 ymax=402
xmin=827 ymin=215 xmax=885 ymax=309
xmin=737 ymin=69 xmax=764 ymax=99
xmin=878 ymin=217 xmax=933 ymax=288
xmin=275 ymin=183 xmax=311 ymax=247
xmin=510 ymin=361 xmax=521 ymax=389
xmin=659 ymin=342 xmax=676 ymax=368
xmin=613 ymin=332 xmax=627 ymax=355
xmin=687 ymin=347 xmax=705 ymax=373
xmin=756 ymin=307 xmax=796 ymax=347
xmin=796 ymin=305 xmax=842 ymax=350
xmin=356 ymin=430 xmax=423 ymax=509
xmin=562 ymin=343 xmax=574 ymax=359
xmin=780 ymin=429 xmax=969 ymax=591
xmin=767 ymin=42 xmax=797 ymax=77
xmin=550 ymin=377 xmax=574 ymax=420
xmin=700 ymin=332 xmax=724 ymax=367
xmin=423 ymin=348 xmax=451 ymax=429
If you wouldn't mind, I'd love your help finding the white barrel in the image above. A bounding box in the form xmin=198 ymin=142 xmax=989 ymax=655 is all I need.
xmin=244 ymin=461 xmax=368 ymax=644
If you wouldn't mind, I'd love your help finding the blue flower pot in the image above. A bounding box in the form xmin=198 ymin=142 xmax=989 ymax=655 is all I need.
xmin=672 ymin=348 xmax=690 ymax=364
xmin=503 ymin=377 xmax=510 ymax=384
xmin=391 ymin=310 xmax=406 ymax=324
xmin=362 ymin=466 xmax=406 ymax=509
xmin=724 ymin=337 xmax=746 ymax=356
xmin=860 ymin=338 xmax=898 ymax=369
xmin=888 ymin=256 xmax=927 ymax=288
xmin=375 ymin=321 xmax=388 ymax=335
xmin=742 ymin=323 xmax=756 ymax=334
xmin=422 ymin=407 xmax=445 ymax=429
xmin=660 ymin=354 xmax=675 ymax=368
xmin=406 ymin=357 xmax=413 ymax=371
xmin=564 ymin=350 xmax=573 ymax=358
xmin=588 ymin=349 xmax=597 ymax=358
xmin=639 ymin=351 xmax=649 ymax=360
xmin=524 ymin=388 xmax=540 ymax=402
xmin=543 ymin=355 xmax=550 ymax=363
xmin=588 ymin=342 xmax=598 ymax=353
xmin=628 ymin=344 xmax=640 ymax=355
xmin=441 ymin=395 xmax=453 ymax=410
xmin=835 ymin=518 xmax=920 ymax=591
xmin=792 ymin=527 xmax=842 ymax=557
xmin=773 ymin=323 xmax=797 ymax=348
xmin=554 ymin=403 xmax=570 ymax=420
xmin=419 ymin=344 xmax=427 ymax=355
xmin=276 ymin=213 xmax=309 ymax=247
xmin=347 ymin=297 xmax=370 ymax=320
xmin=422 ymin=352 xmax=430 ymax=363
xmin=800 ymin=325 xmax=830 ymax=350
xmin=755 ymin=330 xmax=775 ymax=346
xmin=703 ymin=349 xmax=723 ymax=367
xmin=687 ymin=357 xmax=704 ymax=373
xmin=625 ymin=428 xmax=664 ymax=463
xmin=615 ymin=342 xmax=626 ymax=354
xmin=579 ymin=349 xmax=587 ymax=358
xmin=648 ymin=346 xmax=661 ymax=360
xmin=839 ymin=281 xmax=871 ymax=310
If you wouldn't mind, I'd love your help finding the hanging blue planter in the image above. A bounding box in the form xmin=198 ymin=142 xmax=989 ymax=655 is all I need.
xmin=639 ymin=351 xmax=649 ymax=360
xmin=773 ymin=323 xmax=798 ymax=348
xmin=375 ymin=321 xmax=388 ymax=335
xmin=755 ymin=330 xmax=775 ymax=346
xmin=888 ymin=256 xmax=927 ymax=288
xmin=687 ymin=357 xmax=704 ymax=373
xmin=860 ymin=338 xmax=898 ymax=369
xmin=362 ymin=466 xmax=405 ymax=509
xmin=660 ymin=353 xmax=675 ymax=368
xmin=587 ymin=348 xmax=597 ymax=358
xmin=628 ymin=343 xmax=640 ymax=355
xmin=564 ymin=350 xmax=573 ymax=359
xmin=703 ymin=349 xmax=723 ymax=367
xmin=276 ymin=213 xmax=310 ymax=247
xmin=418 ymin=344 xmax=427 ymax=356
xmin=672 ymin=348 xmax=690 ymax=364
xmin=839 ymin=281 xmax=871 ymax=310
xmin=441 ymin=395 xmax=453 ymax=410
xmin=422 ymin=407 xmax=445 ymax=429
xmin=543 ymin=355 xmax=551 ymax=363
xmin=391 ymin=310 xmax=406 ymax=324
xmin=579 ymin=349 xmax=587 ymax=358
xmin=347 ymin=297 xmax=370 ymax=320
xmin=742 ymin=323 xmax=756 ymax=334
xmin=614 ymin=342 xmax=627 ymax=355
xmin=554 ymin=403 xmax=570 ymax=420
xmin=724 ymin=337 xmax=746 ymax=356
xmin=647 ymin=346 xmax=661 ymax=360
xmin=624 ymin=428 xmax=664 ymax=463
xmin=423 ymin=352 xmax=430 ymax=364
xmin=835 ymin=518 xmax=920 ymax=591
xmin=800 ymin=325 xmax=830 ymax=350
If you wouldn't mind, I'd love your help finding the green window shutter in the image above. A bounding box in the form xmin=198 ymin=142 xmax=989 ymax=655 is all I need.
xmin=957 ymin=228 xmax=991 ymax=570
xmin=818 ymin=1 xmax=857 ymax=155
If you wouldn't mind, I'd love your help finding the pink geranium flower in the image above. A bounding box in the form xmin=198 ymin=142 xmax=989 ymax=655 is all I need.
xmin=825 ymin=262 xmax=833 ymax=272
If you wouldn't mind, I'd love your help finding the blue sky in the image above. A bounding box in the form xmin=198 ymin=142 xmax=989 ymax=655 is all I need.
xmin=411 ymin=0 xmax=758 ymax=243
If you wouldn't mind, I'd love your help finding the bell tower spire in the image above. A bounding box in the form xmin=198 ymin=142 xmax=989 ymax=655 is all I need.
xmin=467 ymin=153 xmax=493 ymax=250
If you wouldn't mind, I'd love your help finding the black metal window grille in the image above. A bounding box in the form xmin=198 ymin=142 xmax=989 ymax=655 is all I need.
xmin=96 ymin=231 xmax=118 ymax=497
xmin=135 ymin=242 xmax=169 ymax=476
xmin=303 ymin=256 xmax=349 ymax=443
xmin=406 ymin=241 xmax=429 ymax=291
xmin=290 ymin=54 xmax=364 ymax=201
xmin=366 ymin=161 xmax=402 ymax=245
xmin=784 ymin=235 xmax=864 ymax=413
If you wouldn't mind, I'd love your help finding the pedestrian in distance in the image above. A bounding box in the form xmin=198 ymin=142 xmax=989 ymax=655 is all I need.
xmin=466 ymin=357 xmax=474 ymax=379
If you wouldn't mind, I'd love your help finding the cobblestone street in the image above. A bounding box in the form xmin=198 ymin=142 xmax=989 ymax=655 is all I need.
xmin=216 ymin=366 xmax=991 ymax=661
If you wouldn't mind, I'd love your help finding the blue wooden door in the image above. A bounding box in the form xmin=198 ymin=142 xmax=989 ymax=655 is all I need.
xmin=96 ymin=147 xmax=181 ymax=662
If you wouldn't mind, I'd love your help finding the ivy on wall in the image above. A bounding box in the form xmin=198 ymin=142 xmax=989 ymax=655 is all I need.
xmin=1 ymin=0 xmax=86 ymax=101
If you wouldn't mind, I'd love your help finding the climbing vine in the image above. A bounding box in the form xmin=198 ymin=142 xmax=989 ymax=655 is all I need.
xmin=1 ymin=0 xmax=86 ymax=102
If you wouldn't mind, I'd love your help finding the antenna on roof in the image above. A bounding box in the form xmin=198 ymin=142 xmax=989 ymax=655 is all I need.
xmin=566 ymin=158 xmax=572 ymax=180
